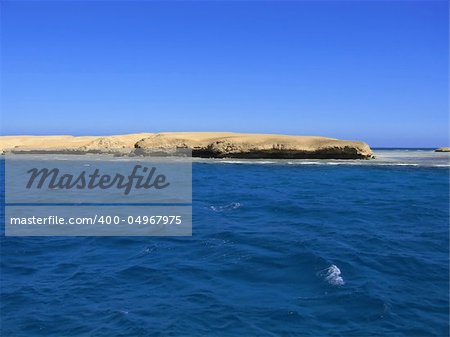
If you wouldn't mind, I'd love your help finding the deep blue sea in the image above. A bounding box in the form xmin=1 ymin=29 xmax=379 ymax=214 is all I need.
xmin=1 ymin=150 xmax=449 ymax=336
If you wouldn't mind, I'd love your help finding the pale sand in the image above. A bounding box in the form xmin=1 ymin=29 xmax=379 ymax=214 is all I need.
xmin=0 ymin=132 xmax=373 ymax=159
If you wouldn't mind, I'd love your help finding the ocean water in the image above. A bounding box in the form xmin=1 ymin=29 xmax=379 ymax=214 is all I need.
xmin=1 ymin=149 xmax=449 ymax=336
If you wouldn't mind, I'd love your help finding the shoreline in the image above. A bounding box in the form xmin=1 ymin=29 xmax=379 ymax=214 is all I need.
xmin=3 ymin=149 xmax=448 ymax=168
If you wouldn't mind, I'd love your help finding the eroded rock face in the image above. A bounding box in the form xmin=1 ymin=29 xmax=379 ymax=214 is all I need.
xmin=0 ymin=132 xmax=374 ymax=159
xmin=134 ymin=135 xmax=190 ymax=156
xmin=80 ymin=137 xmax=129 ymax=154
xmin=135 ymin=134 xmax=189 ymax=149
xmin=435 ymin=147 xmax=450 ymax=153
xmin=134 ymin=133 xmax=373 ymax=159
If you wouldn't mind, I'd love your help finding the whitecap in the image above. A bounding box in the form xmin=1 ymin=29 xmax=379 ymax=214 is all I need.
xmin=318 ymin=264 xmax=345 ymax=286
xmin=210 ymin=202 xmax=242 ymax=212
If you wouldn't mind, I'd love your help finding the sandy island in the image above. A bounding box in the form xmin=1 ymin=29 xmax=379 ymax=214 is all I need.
xmin=0 ymin=132 xmax=374 ymax=159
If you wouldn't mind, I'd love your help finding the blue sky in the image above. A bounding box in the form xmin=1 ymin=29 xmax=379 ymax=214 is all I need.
xmin=1 ymin=1 xmax=448 ymax=147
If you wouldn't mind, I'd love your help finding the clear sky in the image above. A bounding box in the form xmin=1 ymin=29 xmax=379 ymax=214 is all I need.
xmin=1 ymin=0 xmax=448 ymax=147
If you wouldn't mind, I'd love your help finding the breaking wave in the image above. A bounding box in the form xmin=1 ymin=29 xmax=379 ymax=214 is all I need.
xmin=318 ymin=264 xmax=345 ymax=286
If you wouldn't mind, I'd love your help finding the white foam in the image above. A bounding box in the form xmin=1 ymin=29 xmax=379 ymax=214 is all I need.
xmin=219 ymin=160 xmax=247 ymax=164
xmin=374 ymin=163 xmax=419 ymax=166
xmin=287 ymin=161 xmax=322 ymax=165
xmin=220 ymin=160 xmax=275 ymax=165
xmin=319 ymin=264 xmax=345 ymax=286
xmin=210 ymin=202 xmax=242 ymax=212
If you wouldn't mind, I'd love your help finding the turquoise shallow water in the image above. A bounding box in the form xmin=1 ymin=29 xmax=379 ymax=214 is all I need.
xmin=1 ymin=150 xmax=449 ymax=336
